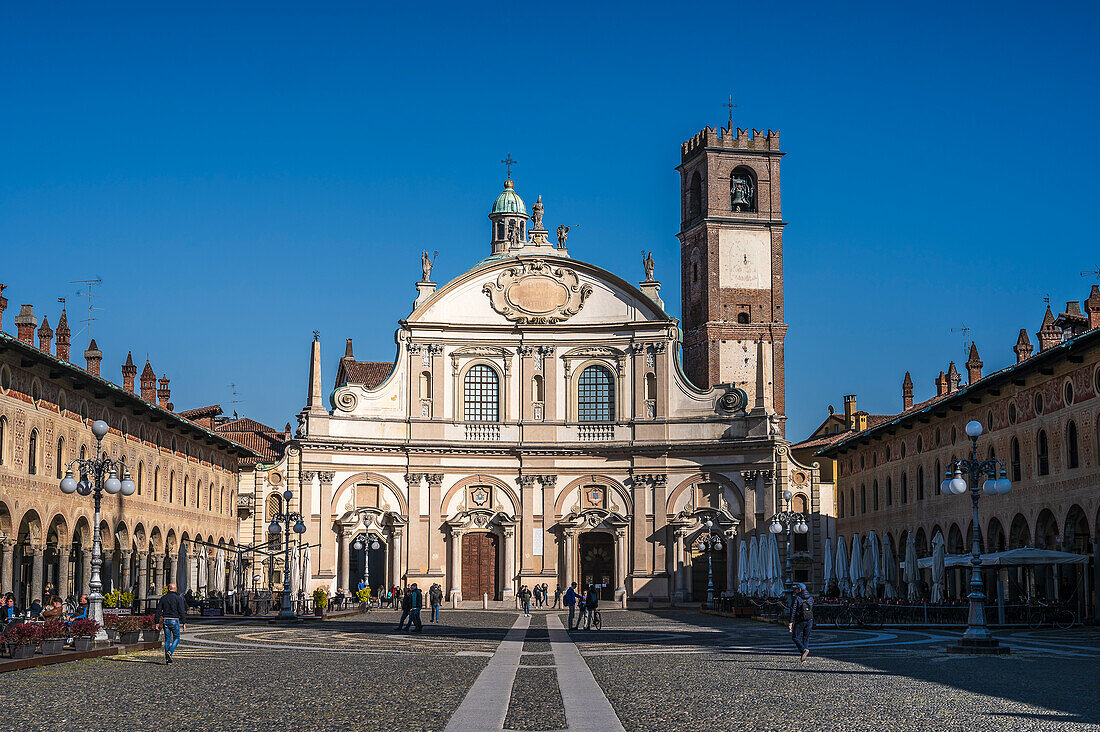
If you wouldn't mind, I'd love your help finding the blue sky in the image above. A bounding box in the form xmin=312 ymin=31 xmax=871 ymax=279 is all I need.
xmin=2 ymin=1 xmax=1098 ymax=438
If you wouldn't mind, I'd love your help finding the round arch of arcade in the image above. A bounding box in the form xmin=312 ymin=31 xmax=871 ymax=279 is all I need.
xmin=332 ymin=471 xmax=411 ymax=517
xmin=555 ymin=475 xmax=631 ymax=603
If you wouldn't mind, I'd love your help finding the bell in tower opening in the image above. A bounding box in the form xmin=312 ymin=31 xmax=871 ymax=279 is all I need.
xmin=731 ymin=170 xmax=755 ymax=213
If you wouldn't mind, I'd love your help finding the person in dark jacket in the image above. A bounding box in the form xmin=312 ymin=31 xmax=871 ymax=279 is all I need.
xmin=395 ymin=584 xmax=423 ymax=632
xmin=429 ymin=583 xmax=444 ymax=623
xmin=788 ymin=583 xmax=814 ymax=662
xmin=583 ymin=585 xmax=599 ymax=630
xmin=563 ymin=582 xmax=578 ymax=629
xmin=72 ymin=594 xmax=89 ymax=620
xmin=155 ymin=583 xmax=188 ymax=664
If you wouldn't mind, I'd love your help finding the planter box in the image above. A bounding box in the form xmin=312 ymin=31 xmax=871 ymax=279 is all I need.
xmin=313 ymin=608 xmax=325 ymax=617
xmin=10 ymin=643 xmax=37 ymax=659
xmin=140 ymin=629 xmax=160 ymax=642
xmin=40 ymin=638 xmax=66 ymax=655
xmin=119 ymin=631 xmax=142 ymax=645
xmin=72 ymin=637 xmax=97 ymax=652
xmin=105 ymin=628 xmax=118 ymax=641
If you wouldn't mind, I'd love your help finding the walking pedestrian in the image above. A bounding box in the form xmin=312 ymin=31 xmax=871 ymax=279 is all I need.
xmin=584 ymin=585 xmax=599 ymax=630
xmin=519 ymin=585 xmax=532 ymax=616
xmin=429 ymin=583 xmax=443 ymax=623
xmin=553 ymin=586 xmax=562 ymax=609
xmin=788 ymin=582 xmax=814 ymax=662
xmin=563 ymin=582 xmax=578 ymax=629
xmin=155 ymin=582 xmax=187 ymax=664
xmin=396 ymin=587 xmax=413 ymax=631
xmin=409 ymin=583 xmax=424 ymax=632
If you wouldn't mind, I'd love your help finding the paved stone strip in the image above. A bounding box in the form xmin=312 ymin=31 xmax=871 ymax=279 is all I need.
xmin=446 ymin=614 xmax=531 ymax=732
xmin=546 ymin=615 xmax=625 ymax=732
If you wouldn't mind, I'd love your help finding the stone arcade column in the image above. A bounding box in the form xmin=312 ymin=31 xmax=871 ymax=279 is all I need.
xmin=57 ymin=545 xmax=71 ymax=599
xmin=166 ymin=552 xmax=177 ymax=592
xmin=137 ymin=552 xmax=148 ymax=604
xmin=502 ymin=526 xmax=516 ymax=600
xmin=614 ymin=529 xmax=627 ymax=601
xmin=563 ymin=529 xmax=576 ymax=590
xmin=672 ymin=530 xmax=686 ymax=600
xmin=120 ymin=549 xmax=132 ymax=593
xmin=81 ymin=547 xmax=92 ymax=596
xmin=30 ymin=547 xmax=44 ymax=602
xmin=153 ymin=555 xmax=164 ymax=596
xmin=391 ymin=527 xmax=404 ymax=587
xmin=725 ymin=531 xmax=737 ymax=595
xmin=338 ymin=529 xmax=351 ymax=593
xmin=0 ymin=541 xmax=13 ymax=596
xmin=450 ymin=530 xmax=464 ymax=603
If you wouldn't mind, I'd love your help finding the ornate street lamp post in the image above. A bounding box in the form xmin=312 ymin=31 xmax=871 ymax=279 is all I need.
xmin=940 ymin=420 xmax=1012 ymax=654
xmin=351 ymin=534 xmax=382 ymax=594
xmin=694 ymin=520 xmax=723 ymax=610
xmin=268 ymin=488 xmax=307 ymax=622
xmin=59 ymin=420 xmax=135 ymax=643
xmin=769 ymin=490 xmax=808 ymax=606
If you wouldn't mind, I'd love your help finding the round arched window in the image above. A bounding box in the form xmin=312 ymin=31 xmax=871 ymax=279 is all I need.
xmin=463 ymin=364 xmax=500 ymax=422
xmin=1034 ymin=392 xmax=1044 ymax=415
xmin=1064 ymin=380 xmax=1074 ymax=406
xmin=578 ymin=365 xmax=615 ymax=422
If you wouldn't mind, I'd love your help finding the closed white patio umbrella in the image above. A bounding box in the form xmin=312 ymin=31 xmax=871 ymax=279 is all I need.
xmin=289 ymin=542 xmax=300 ymax=600
xmin=823 ymin=537 xmax=835 ymax=587
xmin=177 ymin=543 xmax=189 ymax=595
xmin=849 ymin=534 xmax=864 ymax=598
xmin=214 ymin=549 xmax=226 ymax=593
xmin=882 ymin=539 xmax=898 ymax=599
xmin=737 ymin=539 xmax=750 ymax=595
xmin=747 ymin=535 xmax=760 ymax=596
xmin=768 ymin=532 xmax=784 ymax=597
xmin=905 ymin=532 xmax=920 ymax=601
xmin=836 ymin=537 xmax=851 ymax=597
xmin=868 ymin=532 xmax=881 ymax=599
xmin=931 ymin=532 xmax=946 ymax=604
xmin=301 ymin=544 xmax=312 ymax=596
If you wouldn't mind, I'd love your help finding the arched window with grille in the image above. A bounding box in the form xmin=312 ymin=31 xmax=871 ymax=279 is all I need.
xmin=578 ymin=365 xmax=615 ymax=422
xmin=169 ymin=471 xmax=175 ymax=503
xmin=917 ymin=466 xmax=924 ymax=500
xmin=1066 ymin=421 xmax=1079 ymax=469
xmin=56 ymin=437 xmax=65 ymax=479
xmin=28 ymin=428 xmax=38 ymax=475
xmin=1037 ymin=430 xmax=1049 ymax=476
xmin=137 ymin=462 xmax=144 ymax=496
xmin=0 ymin=415 xmax=6 ymax=465
xmin=1011 ymin=438 xmax=1021 ymax=482
xmin=463 ymin=364 xmax=500 ymax=422
xmin=860 ymin=484 xmax=866 ymax=513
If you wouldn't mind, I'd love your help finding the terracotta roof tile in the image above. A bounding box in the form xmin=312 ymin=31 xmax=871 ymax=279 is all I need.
xmin=336 ymin=359 xmax=393 ymax=389
xmin=215 ymin=417 xmax=287 ymax=465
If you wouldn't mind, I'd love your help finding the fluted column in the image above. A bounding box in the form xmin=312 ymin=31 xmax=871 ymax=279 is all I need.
xmin=0 ymin=541 xmax=13 ymax=596
xmin=614 ymin=529 xmax=626 ymax=600
xmin=30 ymin=547 xmax=44 ymax=602
xmin=673 ymin=530 xmax=686 ymax=597
xmin=563 ymin=530 xmax=576 ymax=589
xmin=450 ymin=529 xmax=464 ymax=602
xmin=391 ymin=527 xmax=404 ymax=587
xmin=502 ymin=526 xmax=516 ymax=599
xmin=338 ymin=529 xmax=351 ymax=593
xmin=57 ymin=545 xmax=71 ymax=599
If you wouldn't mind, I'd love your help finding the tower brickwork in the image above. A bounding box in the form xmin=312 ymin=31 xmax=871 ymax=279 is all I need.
xmin=677 ymin=125 xmax=787 ymax=425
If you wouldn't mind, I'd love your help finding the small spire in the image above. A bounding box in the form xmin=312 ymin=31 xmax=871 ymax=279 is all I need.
xmin=902 ymin=371 xmax=914 ymax=410
xmin=344 ymin=338 xmax=354 ymax=358
xmin=37 ymin=316 xmax=53 ymax=355
xmin=966 ymin=343 xmax=983 ymax=384
xmin=55 ymin=309 xmax=70 ymax=362
xmin=1014 ymin=328 xmax=1034 ymax=363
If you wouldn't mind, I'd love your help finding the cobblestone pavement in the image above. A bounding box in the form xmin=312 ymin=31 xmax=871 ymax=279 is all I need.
xmin=2 ymin=609 xmax=1098 ymax=731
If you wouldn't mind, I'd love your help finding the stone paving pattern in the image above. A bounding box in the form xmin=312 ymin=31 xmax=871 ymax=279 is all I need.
xmin=2 ymin=609 xmax=1098 ymax=731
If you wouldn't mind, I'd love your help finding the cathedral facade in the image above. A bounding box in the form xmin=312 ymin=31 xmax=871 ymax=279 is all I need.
xmin=240 ymin=124 xmax=823 ymax=602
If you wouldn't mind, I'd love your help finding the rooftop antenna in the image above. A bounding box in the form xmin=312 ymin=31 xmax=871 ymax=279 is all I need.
xmin=1080 ymin=265 xmax=1100 ymax=280
xmin=726 ymin=93 xmax=737 ymax=131
xmin=950 ymin=324 xmax=971 ymax=354
xmin=226 ymin=383 xmax=243 ymax=415
xmin=69 ymin=277 xmax=103 ymax=339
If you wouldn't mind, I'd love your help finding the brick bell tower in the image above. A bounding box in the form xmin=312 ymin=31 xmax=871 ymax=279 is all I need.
xmin=677 ymin=123 xmax=787 ymax=427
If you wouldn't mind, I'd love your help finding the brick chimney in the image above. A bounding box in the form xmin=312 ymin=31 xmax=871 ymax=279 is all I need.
xmin=121 ymin=351 xmax=137 ymax=392
xmin=843 ymin=395 xmax=857 ymax=429
xmin=902 ymin=371 xmax=913 ymax=410
xmin=935 ymin=370 xmax=947 ymax=396
xmin=946 ymin=362 xmax=961 ymax=393
xmin=157 ymin=375 xmax=171 ymax=409
xmin=0 ymin=284 xmax=7 ymax=329
xmin=1014 ymin=329 xmax=1033 ymax=363
xmin=55 ymin=309 xmax=71 ymax=362
xmin=84 ymin=339 xmax=103 ymax=376
xmin=1086 ymin=285 xmax=1100 ymax=329
xmin=140 ymin=360 xmax=157 ymax=402
xmin=1037 ymin=305 xmax=1060 ymax=351
xmin=965 ymin=343 xmax=983 ymax=384
xmin=37 ymin=317 xmax=53 ymax=355
xmin=14 ymin=305 xmax=36 ymax=345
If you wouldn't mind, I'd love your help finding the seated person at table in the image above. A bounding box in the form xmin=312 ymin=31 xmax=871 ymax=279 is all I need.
xmin=41 ymin=597 xmax=66 ymax=621
xmin=29 ymin=598 xmax=44 ymax=618
xmin=72 ymin=594 xmax=89 ymax=619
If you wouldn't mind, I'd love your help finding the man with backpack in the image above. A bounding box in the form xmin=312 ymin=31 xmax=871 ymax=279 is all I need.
xmin=563 ymin=582 xmax=579 ymax=629
xmin=787 ymin=582 xmax=814 ymax=662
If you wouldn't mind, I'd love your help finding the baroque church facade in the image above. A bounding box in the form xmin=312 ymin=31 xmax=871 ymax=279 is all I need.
xmin=239 ymin=123 xmax=823 ymax=603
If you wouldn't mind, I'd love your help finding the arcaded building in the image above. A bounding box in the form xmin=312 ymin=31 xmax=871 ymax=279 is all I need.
xmin=0 ymin=285 xmax=255 ymax=606
xmin=813 ymin=288 xmax=1100 ymax=617
xmin=242 ymin=123 xmax=829 ymax=603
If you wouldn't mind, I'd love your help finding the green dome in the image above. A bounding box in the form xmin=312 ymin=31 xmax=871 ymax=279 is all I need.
xmin=491 ymin=179 xmax=527 ymax=215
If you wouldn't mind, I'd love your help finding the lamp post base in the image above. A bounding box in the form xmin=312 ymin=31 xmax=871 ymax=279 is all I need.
xmin=945 ymin=638 xmax=1010 ymax=655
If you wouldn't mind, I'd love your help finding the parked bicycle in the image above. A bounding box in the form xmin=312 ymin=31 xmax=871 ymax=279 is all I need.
xmin=836 ymin=602 xmax=884 ymax=629
xmin=1026 ymin=600 xmax=1075 ymax=630
xmin=590 ymin=609 xmax=602 ymax=630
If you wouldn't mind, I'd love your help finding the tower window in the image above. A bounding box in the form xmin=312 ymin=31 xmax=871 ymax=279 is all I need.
xmin=737 ymin=305 xmax=750 ymax=324
xmin=688 ymin=171 xmax=702 ymax=221
xmin=730 ymin=167 xmax=757 ymax=213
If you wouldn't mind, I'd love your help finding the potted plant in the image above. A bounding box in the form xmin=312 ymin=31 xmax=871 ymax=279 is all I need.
xmin=103 ymin=613 xmax=119 ymax=641
xmin=139 ymin=614 xmax=160 ymax=642
xmin=39 ymin=619 xmax=69 ymax=655
xmin=357 ymin=587 xmax=371 ymax=611
xmin=4 ymin=622 xmax=41 ymax=660
xmin=70 ymin=618 xmax=102 ymax=651
xmin=116 ymin=614 xmax=143 ymax=645
xmin=312 ymin=587 xmax=329 ymax=617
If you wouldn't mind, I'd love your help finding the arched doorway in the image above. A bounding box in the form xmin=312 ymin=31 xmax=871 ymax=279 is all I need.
xmin=349 ymin=533 xmax=387 ymax=594
xmin=462 ymin=532 xmax=499 ymax=601
xmin=579 ymin=532 xmax=615 ymax=601
xmin=690 ymin=542 xmax=727 ymax=601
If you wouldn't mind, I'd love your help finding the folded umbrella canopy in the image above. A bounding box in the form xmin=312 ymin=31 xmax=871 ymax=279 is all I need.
xmin=836 ymin=536 xmax=851 ymax=597
xmin=868 ymin=531 xmax=881 ymax=599
xmin=768 ymin=532 xmax=784 ymax=598
xmin=289 ymin=542 xmax=300 ymax=600
xmin=882 ymin=538 xmax=898 ymax=599
xmin=746 ymin=535 xmax=760 ymax=596
xmin=849 ymin=534 xmax=864 ymax=598
xmin=823 ymin=537 xmax=834 ymax=587
xmin=931 ymin=532 xmax=946 ymax=603
xmin=301 ymin=544 xmax=313 ymax=594
xmin=737 ymin=539 xmax=750 ymax=595
xmin=214 ymin=548 xmax=226 ymax=593
xmin=177 ymin=543 xmax=189 ymax=594
xmin=905 ymin=532 xmax=920 ymax=601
